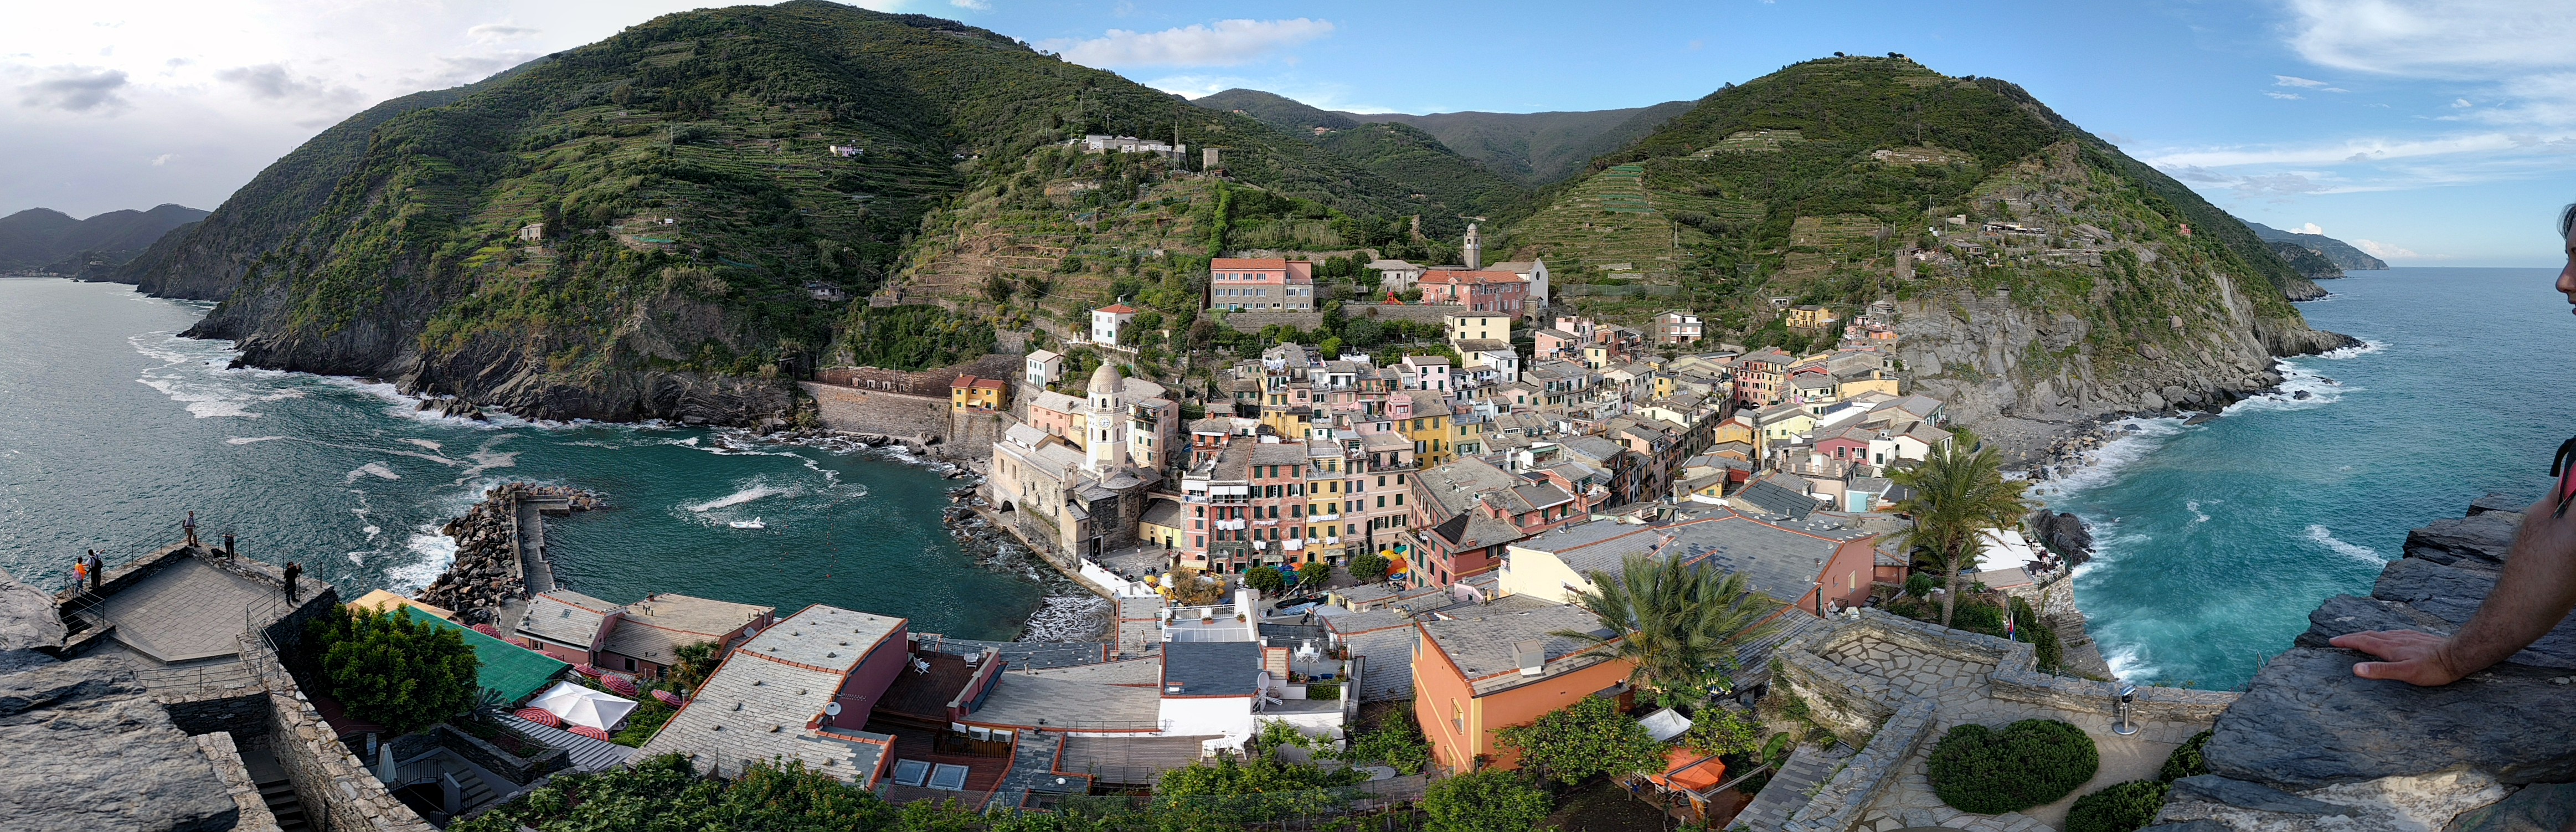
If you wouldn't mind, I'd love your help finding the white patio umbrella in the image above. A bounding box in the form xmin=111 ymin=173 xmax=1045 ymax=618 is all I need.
xmin=530 ymin=680 xmax=638 ymax=731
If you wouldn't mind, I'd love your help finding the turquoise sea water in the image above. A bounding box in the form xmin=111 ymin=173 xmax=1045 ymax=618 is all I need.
xmin=0 ymin=278 xmax=1073 ymax=640
xmin=2042 ymin=266 xmax=2573 ymax=689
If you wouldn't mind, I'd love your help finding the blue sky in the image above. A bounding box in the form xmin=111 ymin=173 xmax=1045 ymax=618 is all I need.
xmin=7 ymin=1 xmax=2570 ymax=265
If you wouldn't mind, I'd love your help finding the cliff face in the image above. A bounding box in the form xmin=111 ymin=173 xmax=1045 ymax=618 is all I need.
xmin=112 ymin=69 xmax=535 ymax=301
xmin=2151 ymin=497 xmax=2576 ymax=831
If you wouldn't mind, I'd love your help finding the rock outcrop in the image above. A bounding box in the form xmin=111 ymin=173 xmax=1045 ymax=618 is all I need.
xmin=0 ymin=592 xmax=239 ymax=832
xmin=2162 ymin=495 xmax=2576 ymax=831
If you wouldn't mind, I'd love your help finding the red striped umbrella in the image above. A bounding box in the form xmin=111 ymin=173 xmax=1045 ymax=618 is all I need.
xmin=575 ymin=665 xmax=604 ymax=678
xmin=471 ymin=623 xmax=501 ymax=638
xmin=568 ymin=725 xmax=612 ymax=741
xmin=601 ymin=676 xmax=638 ymax=697
xmin=513 ymin=708 xmax=560 ymax=728
xmin=652 ymin=689 xmax=684 ymax=707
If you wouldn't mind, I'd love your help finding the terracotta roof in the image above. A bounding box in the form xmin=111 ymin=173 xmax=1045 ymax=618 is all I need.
xmin=1096 ymin=304 xmax=1141 ymax=314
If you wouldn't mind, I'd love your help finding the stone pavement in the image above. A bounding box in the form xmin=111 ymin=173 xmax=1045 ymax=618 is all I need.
xmin=94 ymin=557 xmax=280 ymax=662
xmin=1820 ymin=631 xmax=2206 ymax=832
xmin=1735 ymin=743 xmax=1854 ymax=831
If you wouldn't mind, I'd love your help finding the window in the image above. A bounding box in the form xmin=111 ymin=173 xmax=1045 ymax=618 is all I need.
xmin=1376 ymin=496 xmax=1385 ymax=508
xmin=1395 ymin=494 xmax=1404 ymax=506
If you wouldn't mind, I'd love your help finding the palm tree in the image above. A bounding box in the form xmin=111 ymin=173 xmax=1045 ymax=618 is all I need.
xmin=1557 ymin=552 xmax=1783 ymax=708
xmin=1888 ymin=428 xmax=2034 ymax=628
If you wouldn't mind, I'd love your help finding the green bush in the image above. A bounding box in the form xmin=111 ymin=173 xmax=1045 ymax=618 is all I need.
xmin=2065 ymin=780 xmax=2172 ymax=832
xmin=1422 ymin=769 xmax=1553 ymax=832
xmin=1305 ymin=680 xmax=1340 ymax=701
xmin=1926 ymin=719 xmax=2099 ymax=814
xmin=1343 ymin=710 xmax=1431 ymax=775
xmin=2160 ymin=730 xmax=2212 ymax=781
xmin=302 ymin=606 xmax=481 ymax=736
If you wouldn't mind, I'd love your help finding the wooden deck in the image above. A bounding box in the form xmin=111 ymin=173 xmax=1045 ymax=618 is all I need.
xmin=874 ymin=651 xmax=979 ymax=722
xmin=1059 ymin=736 xmax=1220 ymax=787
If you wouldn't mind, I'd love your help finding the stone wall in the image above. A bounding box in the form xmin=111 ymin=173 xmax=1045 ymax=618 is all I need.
xmin=166 ymin=692 xmax=272 ymax=739
xmin=947 ymin=407 xmax=1010 ymax=464
xmin=803 ymin=383 xmax=950 ymax=445
xmin=816 ymin=353 xmax=1022 ymax=399
xmin=249 ymin=654 xmax=436 ymax=832
xmin=195 ymin=731 xmax=283 ymax=832
xmin=1784 ymin=701 xmax=1937 ymax=832
xmin=1845 ymin=611 xmax=2240 ymax=723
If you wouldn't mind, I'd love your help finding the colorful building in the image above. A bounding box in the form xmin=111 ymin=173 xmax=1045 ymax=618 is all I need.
xmin=1413 ymin=597 xmax=1633 ymax=773
xmin=1208 ymin=258 xmax=1318 ymax=311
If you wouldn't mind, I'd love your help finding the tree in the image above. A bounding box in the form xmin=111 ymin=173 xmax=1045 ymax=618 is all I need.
xmin=1681 ymin=706 xmax=1765 ymax=757
xmin=1495 ymin=695 xmax=1665 ymax=786
xmin=1168 ymin=565 xmax=1227 ymax=606
xmin=667 ymin=641 xmax=722 ymax=694
xmin=1347 ymin=548 xmax=1390 ymax=583
xmin=1244 ymin=564 xmax=1287 ymax=594
xmin=303 ymin=606 xmax=482 ymax=736
xmin=1888 ymin=428 xmax=2034 ymax=627
xmin=1421 ymin=769 xmax=1553 ymax=832
xmin=1560 ymin=552 xmax=1781 ymax=707
xmin=1296 ymin=560 xmax=1333 ymax=591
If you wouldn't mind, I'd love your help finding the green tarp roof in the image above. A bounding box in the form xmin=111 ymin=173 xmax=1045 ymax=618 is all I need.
xmin=400 ymin=606 xmax=569 ymax=705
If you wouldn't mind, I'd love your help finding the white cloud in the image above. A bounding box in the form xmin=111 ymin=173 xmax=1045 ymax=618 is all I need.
xmin=2352 ymin=238 xmax=2423 ymax=258
xmin=466 ymin=24 xmax=539 ymax=44
xmin=2295 ymin=223 xmax=2325 ymax=234
xmin=17 ymin=65 xmax=128 ymax=112
xmin=2275 ymin=75 xmax=2326 ymax=88
xmin=213 ymin=63 xmax=359 ymax=109
xmin=2285 ymin=0 xmax=2576 ymax=126
xmin=2453 ymin=98 xmax=2474 ymax=107
xmin=148 ymin=153 xmax=173 ymax=166
xmin=950 ymin=0 xmax=991 ymax=10
xmin=1041 ymin=18 xmax=1335 ymax=68
xmin=2267 ymin=91 xmax=2304 ymax=100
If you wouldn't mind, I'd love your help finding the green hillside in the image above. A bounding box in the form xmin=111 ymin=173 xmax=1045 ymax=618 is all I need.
xmin=1315 ymin=122 xmax=1526 ymax=220
xmin=173 ymin=1 xmax=1460 ymax=422
xmin=1191 ymin=88 xmax=1691 ymax=186
xmin=1506 ymin=55 xmax=2337 ymax=383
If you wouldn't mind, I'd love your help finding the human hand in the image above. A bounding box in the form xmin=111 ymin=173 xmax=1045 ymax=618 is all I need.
xmin=2328 ymin=629 xmax=2467 ymax=686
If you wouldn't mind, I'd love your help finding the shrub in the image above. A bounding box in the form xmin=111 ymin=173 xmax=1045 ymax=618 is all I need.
xmin=302 ymin=606 xmax=481 ymax=736
xmin=1496 ymin=695 xmax=1666 ymax=785
xmin=1926 ymin=719 xmax=2099 ymax=814
xmin=1906 ymin=573 xmax=1938 ymax=597
xmin=1422 ymin=769 xmax=1553 ymax=832
xmin=2066 ymin=780 xmax=2172 ymax=832
xmin=1343 ymin=710 xmax=1431 ymax=775
xmin=1305 ymin=680 xmax=1340 ymax=700
xmin=2160 ymin=730 xmax=2212 ymax=781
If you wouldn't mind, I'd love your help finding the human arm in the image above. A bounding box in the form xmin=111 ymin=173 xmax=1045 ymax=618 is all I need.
xmin=2330 ymin=496 xmax=2576 ymax=685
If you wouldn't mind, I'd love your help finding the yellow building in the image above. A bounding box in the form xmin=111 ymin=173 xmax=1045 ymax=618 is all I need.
xmin=1395 ymin=390 xmax=1459 ymax=467
xmin=1304 ymin=445 xmax=1351 ymax=564
xmin=1445 ymin=313 xmax=1512 ymax=346
xmin=1786 ymin=305 xmax=1839 ymax=330
xmin=951 ymin=375 xmax=1007 ymax=411
xmin=1257 ymin=387 xmax=1315 ymax=438
xmin=1837 ymin=370 xmax=1901 ymax=399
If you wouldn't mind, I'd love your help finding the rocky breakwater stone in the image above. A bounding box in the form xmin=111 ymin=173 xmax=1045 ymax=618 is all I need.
xmin=2400 ymin=510 xmax=2520 ymax=571
xmin=0 ymin=654 xmax=239 ymax=831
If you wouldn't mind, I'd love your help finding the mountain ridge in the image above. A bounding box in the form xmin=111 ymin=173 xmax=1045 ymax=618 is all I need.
xmin=1191 ymin=88 xmax=1691 ymax=186
xmin=2245 ymin=220 xmax=2389 ymax=273
xmin=0 ymin=204 xmax=208 ymax=274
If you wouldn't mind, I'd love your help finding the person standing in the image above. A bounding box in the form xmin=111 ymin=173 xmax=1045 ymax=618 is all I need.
xmin=183 ymin=511 xmax=199 ymax=548
xmin=87 ymin=550 xmax=101 ymax=592
xmin=282 ymin=561 xmax=301 ymax=603
xmin=222 ymin=532 xmax=235 ymax=557
xmin=71 ymin=558 xmax=87 ymax=592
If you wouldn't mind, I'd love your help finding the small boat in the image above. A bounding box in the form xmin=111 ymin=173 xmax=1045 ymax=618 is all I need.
xmin=729 ymin=517 xmax=766 ymax=530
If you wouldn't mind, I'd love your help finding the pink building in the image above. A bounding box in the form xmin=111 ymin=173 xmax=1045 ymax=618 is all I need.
xmin=1417 ymin=269 xmax=1529 ymax=314
xmin=1208 ymin=258 xmax=1317 ymax=311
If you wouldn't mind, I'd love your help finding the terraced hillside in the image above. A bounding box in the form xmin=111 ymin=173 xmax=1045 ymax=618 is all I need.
xmin=1501 ymin=56 xmax=2348 ymax=427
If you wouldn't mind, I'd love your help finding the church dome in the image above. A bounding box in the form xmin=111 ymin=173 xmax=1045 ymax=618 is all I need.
xmin=1088 ymin=363 xmax=1122 ymax=396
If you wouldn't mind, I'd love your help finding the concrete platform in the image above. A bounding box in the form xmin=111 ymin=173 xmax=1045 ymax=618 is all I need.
xmin=93 ymin=557 xmax=284 ymax=662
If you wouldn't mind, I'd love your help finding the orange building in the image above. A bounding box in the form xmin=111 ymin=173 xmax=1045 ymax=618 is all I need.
xmin=1411 ymin=597 xmax=1635 ymax=773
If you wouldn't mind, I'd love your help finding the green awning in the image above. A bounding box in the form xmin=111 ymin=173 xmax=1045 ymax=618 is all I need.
xmin=400 ymin=607 xmax=569 ymax=705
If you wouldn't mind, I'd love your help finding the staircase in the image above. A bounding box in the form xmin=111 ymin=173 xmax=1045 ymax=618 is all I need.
xmin=255 ymin=778 xmax=310 ymax=832
xmin=454 ymin=771 xmax=496 ymax=811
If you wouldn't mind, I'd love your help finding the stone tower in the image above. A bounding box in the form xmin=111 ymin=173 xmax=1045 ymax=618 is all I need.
xmin=1085 ymin=363 xmax=1128 ymax=475
xmin=1463 ymin=223 xmax=1481 ymax=270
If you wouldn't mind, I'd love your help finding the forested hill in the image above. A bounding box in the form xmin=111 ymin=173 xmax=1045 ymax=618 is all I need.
xmin=1193 ymin=88 xmax=1692 ymax=185
xmin=1505 ymin=56 xmax=2351 ymax=428
xmin=161 ymin=1 xmax=1452 ymax=424
xmin=0 ymin=204 xmax=207 ymax=273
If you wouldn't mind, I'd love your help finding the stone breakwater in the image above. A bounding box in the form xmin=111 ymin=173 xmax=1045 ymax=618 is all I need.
xmin=415 ymin=482 xmax=596 ymax=623
xmin=940 ymin=486 xmax=1112 ymax=643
